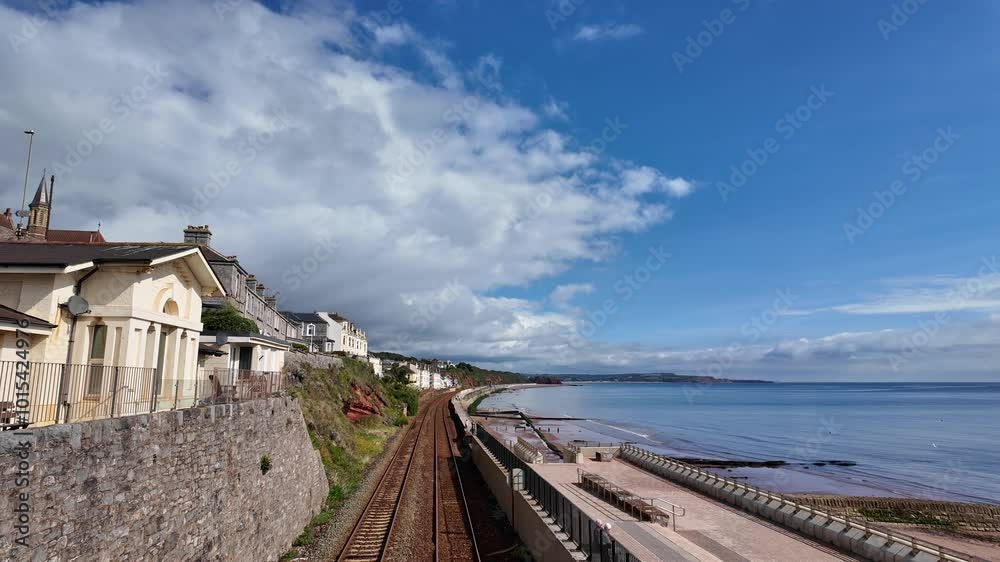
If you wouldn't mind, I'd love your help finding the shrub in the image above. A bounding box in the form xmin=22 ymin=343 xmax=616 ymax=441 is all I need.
xmin=293 ymin=529 xmax=313 ymax=547
xmin=292 ymin=343 xmax=309 ymax=352
xmin=203 ymin=303 xmax=259 ymax=334
xmin=260 ymin=454 xmax=272 ymax=475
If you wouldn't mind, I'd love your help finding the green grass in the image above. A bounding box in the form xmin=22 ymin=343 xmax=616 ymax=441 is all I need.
xmin=292 ymin=528 xmax=313 ymax=547
xmin=280 ymin=358 xmax=411 ymax=560
xmin=467 ymin=390 xmax=498 ymax=415
xmin=859 ymin=508 xmax=955 ymax=528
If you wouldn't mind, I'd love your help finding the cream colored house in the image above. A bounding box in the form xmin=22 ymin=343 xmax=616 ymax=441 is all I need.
xmin=317 ymin=312 xmax=368 ymax=357
xmin=0 ymin=242 xmax=224 ymax=424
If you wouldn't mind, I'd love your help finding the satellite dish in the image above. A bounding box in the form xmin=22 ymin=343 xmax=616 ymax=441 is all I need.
xmin=215 ymin=332 xmax=229 ymax=345
xmin=66 ymin=295 xmax=90 ymax=316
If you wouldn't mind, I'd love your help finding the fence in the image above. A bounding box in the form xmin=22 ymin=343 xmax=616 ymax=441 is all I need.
xmin=474 ymin=424 xmax=642 ymax=562
xmin=620 ymin=444 xmax=987 ymax=562
xmin=0 ymin=361 xmax=287 ymax=428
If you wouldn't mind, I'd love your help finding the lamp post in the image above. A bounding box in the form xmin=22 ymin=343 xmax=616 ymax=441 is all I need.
xmin=16 ymin=129 xmax=36 ymax=236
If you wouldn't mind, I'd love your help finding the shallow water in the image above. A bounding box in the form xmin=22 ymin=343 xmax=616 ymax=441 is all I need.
xmin=478 ymin=382 xmax=1000 ymax=503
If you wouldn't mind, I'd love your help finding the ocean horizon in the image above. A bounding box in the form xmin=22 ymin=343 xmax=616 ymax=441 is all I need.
xmin=478 ymin=381 xmax=1000 ymax=504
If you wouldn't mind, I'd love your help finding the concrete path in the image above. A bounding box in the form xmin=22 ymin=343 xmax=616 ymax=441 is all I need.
xmin=534 ymin=460 xmax=861 ymax=562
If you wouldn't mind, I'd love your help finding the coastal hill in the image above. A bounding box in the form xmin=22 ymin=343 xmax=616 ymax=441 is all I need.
xmin=555 ymin=373 xmax=772 ymax=384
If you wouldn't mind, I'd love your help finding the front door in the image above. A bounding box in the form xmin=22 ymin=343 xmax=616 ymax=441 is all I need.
xmin=238 ymin=346 xmax=252 ymax=371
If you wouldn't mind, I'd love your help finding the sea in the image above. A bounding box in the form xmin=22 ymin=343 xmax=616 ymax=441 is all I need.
xmin=477 ymin=382 xmax=1000 ymax=504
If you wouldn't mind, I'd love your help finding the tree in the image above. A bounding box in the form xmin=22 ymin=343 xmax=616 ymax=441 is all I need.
xmin=385 ymin=364 xmax=412 ymax=387
xmin=201 ymin=303 xmax=259 ymax=334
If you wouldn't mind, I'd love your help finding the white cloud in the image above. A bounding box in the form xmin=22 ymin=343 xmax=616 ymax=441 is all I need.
xmin=0 ymin=0 xmax=689 ymax=368
xmin=621 ymin=166 xmax=695 ymax=197
xmin=573 ymin=23 xmax=643 ymax=42
xmin=788 ymin=268 xmax=1000 ymax=316
xmin=549 ymin=283 xmax=595 ymax=309
xmin=542 ymin=96 xmax=569 ymax=121
xmin=4 ymin=1 xmax=997 ymax=380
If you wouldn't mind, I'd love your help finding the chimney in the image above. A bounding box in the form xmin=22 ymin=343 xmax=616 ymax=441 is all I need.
xmin=256 ymin=283 xmax=266 ymax=296
xmin=264 ymin=295 xmax=278 ymax=308
xmin=183 ymin=224 xmax=212 ymax=246
xmin=246 ymin=275 xmax=258 ymax=293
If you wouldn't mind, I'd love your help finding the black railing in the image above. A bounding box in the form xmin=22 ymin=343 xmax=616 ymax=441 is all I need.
xmin=206 ymin=368 xmax=286 ymax=403
xmin=0 ymin=361 xmax=288 ymax=428
xmin=474 ymin=424 xmax=642 ymax=562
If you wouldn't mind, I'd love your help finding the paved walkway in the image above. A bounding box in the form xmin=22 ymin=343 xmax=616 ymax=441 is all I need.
xmin=534 ymin=460 xmax=860 ymax=562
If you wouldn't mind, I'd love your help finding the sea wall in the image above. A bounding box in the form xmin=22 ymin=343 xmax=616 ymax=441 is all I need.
xmin=468 ymin=434 xmax=579 ymax=562
xmin=0 ymin=397 xmax=327 ymax=561
xmin=621 ymin=445 xmax=982 ymax=562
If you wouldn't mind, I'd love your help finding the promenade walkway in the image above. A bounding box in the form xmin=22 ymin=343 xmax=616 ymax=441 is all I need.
xmin=534 ymin=459 xmax=861 ymax=562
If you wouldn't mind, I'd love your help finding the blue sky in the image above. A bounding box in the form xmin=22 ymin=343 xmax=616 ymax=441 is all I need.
xmin=1 ymin=0 xmax=997 ymax=379
xmin=406 ymin=0 xmax=997 ymax=342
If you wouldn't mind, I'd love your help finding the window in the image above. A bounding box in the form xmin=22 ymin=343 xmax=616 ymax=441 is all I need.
xmin=86 ymin=325 xmax=107 ymax=396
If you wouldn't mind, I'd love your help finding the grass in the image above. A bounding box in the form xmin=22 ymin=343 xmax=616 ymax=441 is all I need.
xmin=280 ymin=358 xmax=413 ymax=560
xmin=859 ymin=507 xmax=955 ymax=528
xmin=467 ymin=392 xmax=490 ymax=415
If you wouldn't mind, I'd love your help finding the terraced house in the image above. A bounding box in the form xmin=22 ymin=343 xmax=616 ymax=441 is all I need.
xmin=0 ymin=242 xmax=224 ymax=425
xmin=181 ymin=225 xmax=295 ymax=382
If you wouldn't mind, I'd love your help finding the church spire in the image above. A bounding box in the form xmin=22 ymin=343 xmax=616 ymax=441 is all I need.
xmin=27 ymin=170 xmax=50 ymax=237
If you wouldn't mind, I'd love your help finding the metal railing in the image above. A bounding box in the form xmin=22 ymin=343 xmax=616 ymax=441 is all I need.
xmin=206 ymin=368 xmax=286 ymax=403
xmin=0 ymin=361 xmax=288 ymax=428
xmin=577 ymin=469 xmax=685 ymax=532
xmin=621 ymin=444 xmax=987 ymax=562
xmin=475 ymin=424 xmax=642 ymax=562
xmin=568 ymin=440 xmax=622 ymax=449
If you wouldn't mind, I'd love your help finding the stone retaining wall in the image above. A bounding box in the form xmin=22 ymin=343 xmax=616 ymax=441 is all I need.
xmin=285 ymin=351 xmax=344 ymax=373
xmin=0 ymin=397 xmax=327 ymax=561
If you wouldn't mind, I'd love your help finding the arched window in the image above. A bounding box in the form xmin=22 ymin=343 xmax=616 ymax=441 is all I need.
xmin=162 ymin=299 xmax=179 ymax=316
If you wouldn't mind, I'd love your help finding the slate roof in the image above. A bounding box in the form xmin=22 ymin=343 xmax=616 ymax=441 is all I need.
xmin=0 ymin=243 xmax=198 ymax=267
xmin=29 ymin=175 xmax=49 ymax=206
xmin=281 ymin=311 xmax=325 ymax=324
xmin=0 ymin=304 xmax=55 ymax=330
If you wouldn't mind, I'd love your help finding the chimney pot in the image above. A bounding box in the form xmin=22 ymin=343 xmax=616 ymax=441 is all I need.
xmin=183 ymin=224 xmax=212 ymax=246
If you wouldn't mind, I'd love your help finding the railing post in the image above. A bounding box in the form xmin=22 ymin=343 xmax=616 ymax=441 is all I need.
xmin=149 ymin=368 xmax=158 ymax=414
xmin=173 ymin=380 xmax=179 ymax=410
xmin=54 ymin=364 xmax=68 ymax=424
xmin=109 ymin=367 xmax=121 ymax=418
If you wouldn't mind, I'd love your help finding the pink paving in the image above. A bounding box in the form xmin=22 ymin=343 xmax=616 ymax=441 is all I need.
xmin=534 ymin=458 xmax=862 ymax=562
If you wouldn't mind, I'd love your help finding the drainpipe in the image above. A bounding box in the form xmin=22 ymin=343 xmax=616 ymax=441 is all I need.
xmin=57 ymin=265 xmax=99 ymax=423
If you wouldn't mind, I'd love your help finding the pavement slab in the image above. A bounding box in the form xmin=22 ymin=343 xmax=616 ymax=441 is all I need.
xmin=533 ymin=460 xmax=860 ymax=561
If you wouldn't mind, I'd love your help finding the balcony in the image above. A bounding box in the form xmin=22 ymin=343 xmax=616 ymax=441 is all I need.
xmin=0 ymin=361 xmax=288 ymax=429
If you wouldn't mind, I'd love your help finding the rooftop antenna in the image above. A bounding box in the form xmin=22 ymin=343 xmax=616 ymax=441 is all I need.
xmin=16 ymin=129 xmax=36 ymax=236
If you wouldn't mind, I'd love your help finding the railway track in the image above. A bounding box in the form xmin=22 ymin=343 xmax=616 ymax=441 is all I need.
xmin=336 ymin=395 xmax=439 ymax=562
xmin=435 ymin=399 xmax=481 ymax=562
xmin=336 ymin=393 xmax=482 ymax=562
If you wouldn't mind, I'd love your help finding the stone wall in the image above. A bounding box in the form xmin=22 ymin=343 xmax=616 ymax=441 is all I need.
xmin=0 ymin=397 xmax=327 ymax=561
xmin=284 ymin=351 xmax=344 ymax=374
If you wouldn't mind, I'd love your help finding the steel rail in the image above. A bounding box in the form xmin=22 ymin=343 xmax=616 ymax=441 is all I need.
xmin=439 ymin=400 xmax=482 ymax=562
xmin=337 ymin=395 xmax=440 ymax=562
